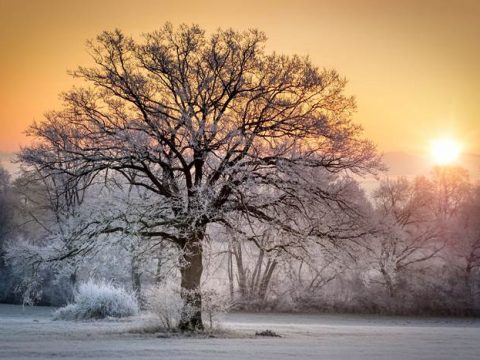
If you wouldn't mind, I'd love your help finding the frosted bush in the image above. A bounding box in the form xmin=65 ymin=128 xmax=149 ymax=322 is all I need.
xmin=202 ymin=289 xmax=231 ymax=328
xmin=145 ymin=285 xmax=231 ymax=330
xmin=145 ymin=285 xmax=183 ymax=329
xmin=53 ymin=279 xmax=139 ymax=320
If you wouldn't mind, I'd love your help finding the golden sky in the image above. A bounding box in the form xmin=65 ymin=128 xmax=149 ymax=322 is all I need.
xmin=1 ymin=0 xmax=479 ymax=157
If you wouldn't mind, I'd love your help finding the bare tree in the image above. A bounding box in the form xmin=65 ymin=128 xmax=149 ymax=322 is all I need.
xmin=20 ymin=24 xmax=380 ymax=330
xmin=227 ymin=229 xmax=280 ymax=306
xmin=435 ymin=169 xmax=479 ymax=312
xmin=0 ymin=166 xmax=14 ymax=271
xmin=366 ymin=177 xmax=443 ymax=298
xmin=0 ymin=166 xmax=13 ymax=245
xmin=224 ymin=175 xmax=369 ymax=308
xmin=457 ymin=185 xmax=480 ymax=312
xmin=430 ymin=166 xmax=471 ymax=221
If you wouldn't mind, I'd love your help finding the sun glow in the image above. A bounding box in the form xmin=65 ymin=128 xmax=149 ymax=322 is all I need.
xmin=430 ymin=137 xmax=461 ymax=165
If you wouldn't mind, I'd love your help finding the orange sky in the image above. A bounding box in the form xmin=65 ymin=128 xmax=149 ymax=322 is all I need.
xmin=1 ymin=0 xmax=479 ymax=158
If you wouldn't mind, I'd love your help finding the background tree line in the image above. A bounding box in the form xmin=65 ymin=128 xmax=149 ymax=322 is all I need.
xmin=1 ymin=163 xmax=479 ymax=316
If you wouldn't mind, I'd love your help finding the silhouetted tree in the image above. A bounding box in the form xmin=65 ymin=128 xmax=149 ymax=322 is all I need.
xmin=20 ymin=24 xmax=380 ymax=330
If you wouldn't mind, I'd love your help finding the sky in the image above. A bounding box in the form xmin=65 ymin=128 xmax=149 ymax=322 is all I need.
xmin=0 ymin=0 xmax=479 ymax=172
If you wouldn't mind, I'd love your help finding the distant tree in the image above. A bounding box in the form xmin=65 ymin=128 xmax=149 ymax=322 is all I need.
xmin=0 ymin=166 xmax=13 ymax=246
xmin=366 ymin=177 xmax=443 ymax=298
xmin=0 ymin=165 xmax=16 ymax=302
xmin=430 ymin=166 xmax=471 ymax=220
xmin=432 ymin=167 xmax=479 ymax=312
xmin=456 ymin=185 xmax=480 ymax=312
xmin=0 ymin=166 xmax=14 ymax=261
xmin=20 ymin=24 xmax=380 ymax=330
xmin=223 ymin=174 xmax=370 ymax=308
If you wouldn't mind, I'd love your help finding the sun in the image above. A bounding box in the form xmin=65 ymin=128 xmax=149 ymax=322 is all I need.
xmin=430 ymin=137 xmax=461 ymax=165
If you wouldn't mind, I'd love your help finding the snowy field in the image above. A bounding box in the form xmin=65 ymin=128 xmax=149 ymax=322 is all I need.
xmin=1 ymin=304 xmax=479 ymax=360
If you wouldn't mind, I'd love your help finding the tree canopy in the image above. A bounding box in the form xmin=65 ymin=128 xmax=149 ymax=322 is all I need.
xmin=20 ymin=24 xmax=381 ymax=330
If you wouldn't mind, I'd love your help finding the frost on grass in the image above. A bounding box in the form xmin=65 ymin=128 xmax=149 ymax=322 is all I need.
xmin=53 ymin=280 xmax=139 ymax=320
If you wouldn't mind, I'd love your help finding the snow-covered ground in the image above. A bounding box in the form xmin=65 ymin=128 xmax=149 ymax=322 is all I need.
xmin=1 ymin=304 xmax=479 ymax=360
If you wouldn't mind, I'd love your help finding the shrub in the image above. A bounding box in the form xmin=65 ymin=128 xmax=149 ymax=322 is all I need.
xmin=145 ymin=285 xmax=230 ymax=330
xmin=53 ymin=279 xmax=139 ymax=320
xmin=256 ymin=329 xmax=281 ymax=337
xmin=144 ymin=284 xmax=183 ymax=329
xmin=202 ymin=289 xmax=231 ymax=329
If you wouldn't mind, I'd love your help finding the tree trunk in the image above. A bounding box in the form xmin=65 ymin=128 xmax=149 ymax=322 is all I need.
xmin=234 ymin=242 xmax=247 ymax=299
xmin=227 ymin=243 xmax=235 ymax=302
xmin=464 ymin=262 xmax=474 ymax=314
xmin=258 ymin=259 xmax=277 ymax=302
xmin=380 ymin=266 xmax=396 ymax=298
xmin=131 ymin=255 xmax=143 ymax=305
xmin=68 ymin=267 xmax=78 ymax=303
xmin=155 ymin=242 xmax=166 ymax=284
xmin=178 ymin=232 xmax=204 ymax=331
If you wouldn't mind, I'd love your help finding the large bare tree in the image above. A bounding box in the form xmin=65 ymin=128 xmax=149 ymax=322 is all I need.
xmin=20 ymin=24 xmax=380 ymax=330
